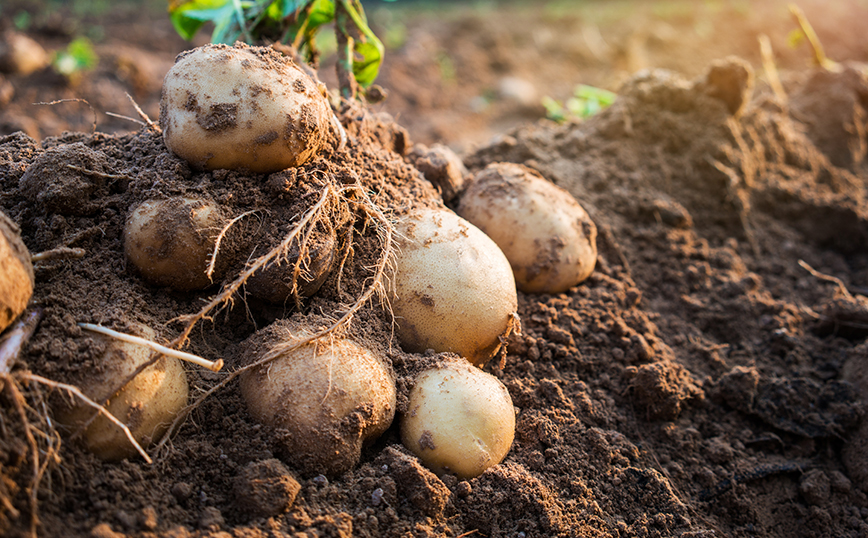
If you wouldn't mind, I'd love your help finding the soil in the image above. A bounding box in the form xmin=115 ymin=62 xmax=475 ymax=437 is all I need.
xmin=2 ymin=1 xmax=868 ymax=537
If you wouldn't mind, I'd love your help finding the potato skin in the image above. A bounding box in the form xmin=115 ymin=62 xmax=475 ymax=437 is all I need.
xmin=458 ymin=162 xmax=598 ymax=294
xmin=124 ymin=197 xmax=224 ymax=291
xmin=401 ymin=358 xmax=515 ymax=479
xmin=0 ymin=211 xmax=33 ymax=333
xmin=160 ymin=43 xmax=331 ymax=173
xmin=389 ymin=208 xmax=517 ymax=366
xmin=55 ymin=324 xmax=189 ymax=461
xmin=239 ymin=320 xmax=396 ymax=476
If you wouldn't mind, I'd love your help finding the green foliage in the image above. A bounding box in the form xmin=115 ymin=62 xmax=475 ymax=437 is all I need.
xmin=543 ymin=85 xmax=617 ymax=123
xmin=53 ymin=37 xmax=98 ymax=76
xmin=168 ymin=0 xmax=384 ymax=91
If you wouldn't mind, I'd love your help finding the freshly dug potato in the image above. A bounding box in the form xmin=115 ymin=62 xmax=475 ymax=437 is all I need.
xmin=0 ymin=32 xmax=50 ymax=76
xmin=401 ymin=358 xmax=515 ymax=479
xmin=55 ymin=324 xmax=189 ymax=461
xmin=239 ymin=319 xmax=396 ymax=476
xmin=0 ymin=211 xmax=33 ymax=333
xmin=160 ymin=43 xmax=331 ymax=173
xmin=124 ymin=197 xmax=226 ymax=291
xmin=246 ymin=224 xmax=337 ymax=304
xmin=389 ymin=208 xmax=517 ymax=366
xmin=458 ymin=162 xmax=598 ymax=294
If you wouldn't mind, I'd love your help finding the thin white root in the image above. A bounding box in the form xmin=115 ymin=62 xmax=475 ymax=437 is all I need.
xmin=799 ymin=259 xmax=853 ymax=298
xmin=0 ymin=310 xmax=42 ymax=375
xmin=330 ymin=109 xmax=348 ymax=151
xmin=23 ymin=373 xmax=153 ymax=464
xmin=207 ymin=210 xmax=258 ymax=281
xmin=78 ymin=323 xmax=223 ymax=372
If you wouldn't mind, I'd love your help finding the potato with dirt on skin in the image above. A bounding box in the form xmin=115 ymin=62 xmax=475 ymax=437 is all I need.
xmin=239 ymin=319 xmax=396 ymax=476
xmin=388 ymin=207 xmax=518 ymax=367
xmin=160 ymin=42 xmax=332 ymax=173
xmin=124 ymin=197 xmax=226 ymax=291
xmin=458 ymin=162 xmax=598 ymax=294
xmin=0 ymin=211 xmax=33 ymax=334
xmin=401 ymin=357 xmax=516 ymax=479
xmin=54 ymin=323 xmax=189 ymax=461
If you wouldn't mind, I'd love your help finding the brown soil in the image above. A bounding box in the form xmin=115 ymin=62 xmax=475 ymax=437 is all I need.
xmin=2 ymin=1 xmax=868 ymax=537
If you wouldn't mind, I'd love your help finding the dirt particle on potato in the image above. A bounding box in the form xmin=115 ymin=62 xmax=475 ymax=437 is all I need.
xmin=197 ymin=103 xmax=238 ymax=132
xmin=293 ymin=78 xmax=307 ymax=93
xmin=254 ymin=130 xmax=278 ymax=145
xmin=419 ymin=431 xmax=436 ymax=450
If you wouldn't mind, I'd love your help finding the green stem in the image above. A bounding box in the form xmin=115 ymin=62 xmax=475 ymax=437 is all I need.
xmin=335 ymin=1 xmax=357 ymax=99
xmin=340 ymin=0 xmax=384 ymax=60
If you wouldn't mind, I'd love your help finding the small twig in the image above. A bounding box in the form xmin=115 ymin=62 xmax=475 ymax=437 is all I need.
xmin=78 ymin=323 xmax=223 ymax=372
xmin=105 ymin=111 xmax=145 ymax=126
xmin=789 ymin=4 xmax=840 ymax=72
xmin=207 ymin=210 xmax=258 ymax=281
xmin=31 ymin=247 xmax=85 ymax=263
xmin=0 ymin=310 xmax=42 ymax=375
xmin=125 ymin=92 xmax=157 ymax=131
xmin=23 ymin=373 xmax=152 ymax=464
xmin=798 ymin=260 xmax=853 ymax=298
xmin=758 ymin=34 xmax=788 ymax=107
xmin=33 ymin=98 xmax=96 ymax=134
xmin=699 ymin=461 xmax=808 ymax=501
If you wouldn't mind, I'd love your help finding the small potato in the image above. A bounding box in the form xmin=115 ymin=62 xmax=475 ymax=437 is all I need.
xmin=457 ymin=162 xmax=598 ymax=294
xmin=160 ymin=43 xmax=331 ymax=173
xmin=0 ymin=211 xmax=33 ymax=333
xmin=124 ymin=197 xmax=225 ymax=291
xmin=401 ymin=358 xmax=515 ymax=479
xmin=239 ymin=319 xmax=396 ymax=476
xmin=246 ymin=224 xmax=337 ymax=304
xmin=389 ymin=208 xmax=517 ymax=366
xmin=56 ymin=324 xmax=189 ymax=461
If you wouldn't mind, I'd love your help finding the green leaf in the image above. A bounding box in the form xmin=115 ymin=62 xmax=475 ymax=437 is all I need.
xmin=169 ymin=0 xmax=232 ymax=40
xmin=353 ymin=40 xmax=381 ymax=87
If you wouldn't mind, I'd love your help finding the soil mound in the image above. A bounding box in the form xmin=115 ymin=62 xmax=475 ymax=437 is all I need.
xmin=2 ymin=55 xmax=868 ymax=538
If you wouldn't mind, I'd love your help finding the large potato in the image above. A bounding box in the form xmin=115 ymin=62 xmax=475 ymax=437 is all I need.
xmin=458 ymin=162 xmax=598 ymax=294
xmin=55 ymin=324 xmax=189 ymax=461
xmin=239 ymin=319 xmax=396 ymax=476
xmin=160 ymin=43 xmax=331 ymax=173
xmin=389 ymin=208 xmax=517 ymax=366
xmin=0 ymin=211 xmax=33 ymax=333
xmin=401 ymin=358 xmax=515 ymax=479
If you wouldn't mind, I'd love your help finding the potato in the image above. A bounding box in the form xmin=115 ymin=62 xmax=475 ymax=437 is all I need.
xmin=124 ymin=197 xmax=225 ymax=291
xmin=160 ymin=43 xmax=331 ymax=173
xmin=388 ymin=208 xmax=517 ymax=366
xmin=246 ymin=224 xmax=337 ymax=304
xmin=401 ymin=358 xmax=515 ymax=479
xmin=0 ymin=211 xmax=33 ymax=333
xmin=56 ymin=324 xmax=189 ymax=461
xmin=457 ymin=162 xmax=598 ymax=294
xmin=239 ymin=319 xmax=396 ymax=476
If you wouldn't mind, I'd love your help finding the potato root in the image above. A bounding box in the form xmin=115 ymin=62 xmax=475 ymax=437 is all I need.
xmin=401 ymin=357 xmax=515 ymax=479
xmin=458 ymin=162 xmax=597 ymax=294
xmin=239 ymin=319 xmax=396 ymax=476
xmin=160 ymin=43 xmax=331 ymax=173
xmin=55 ymin=324 xmax=189 ymax=461
xmin=0 ymin=211 xmax=33 ymax=333
xmin=389 ymin=208 xmax=517 ymax=366
xmin=124 ymin=197 xmax=226 ymax=291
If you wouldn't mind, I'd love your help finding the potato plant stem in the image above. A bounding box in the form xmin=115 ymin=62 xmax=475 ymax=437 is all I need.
xmin=78 ymin=323 xmax=223 ymax=372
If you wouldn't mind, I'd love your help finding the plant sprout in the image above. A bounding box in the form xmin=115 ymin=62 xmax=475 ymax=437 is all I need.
xmin=168 ymin=0 xmax=384 ymax=99
xmin=542 ymin=84 xmax=617 ymax=123
xmin=53 ymin=37 xmax=98 ymax=77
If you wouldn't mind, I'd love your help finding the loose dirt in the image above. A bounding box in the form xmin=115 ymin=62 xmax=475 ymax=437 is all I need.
xmin=2 ymin=1 xmax=868 ymax=537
